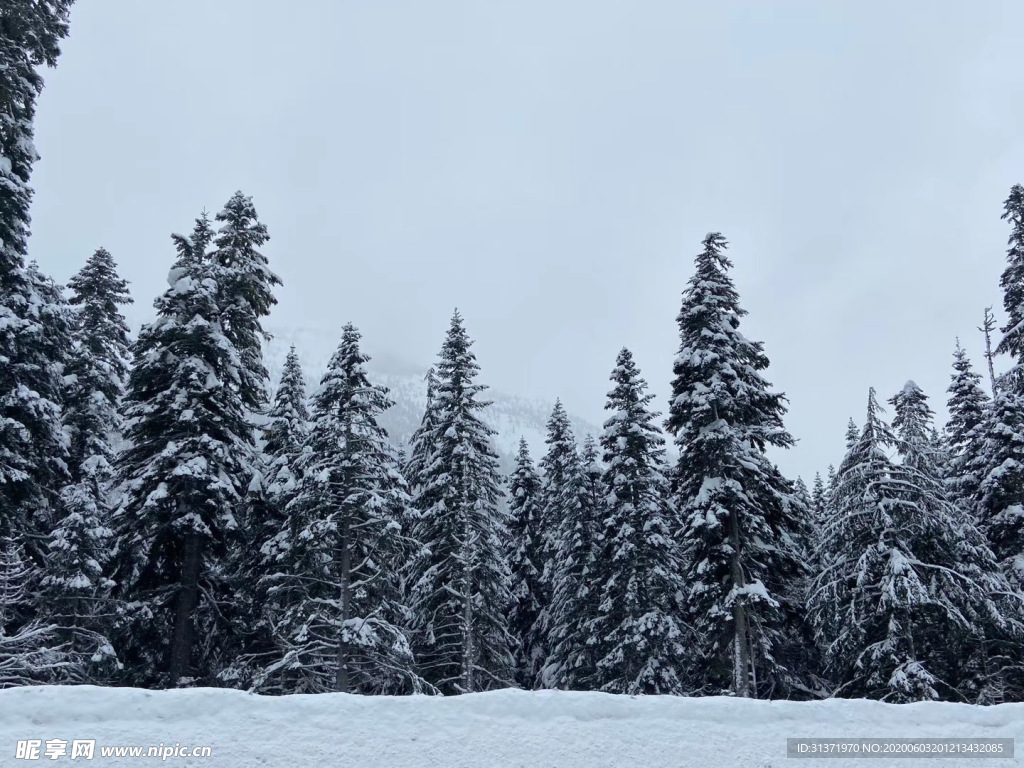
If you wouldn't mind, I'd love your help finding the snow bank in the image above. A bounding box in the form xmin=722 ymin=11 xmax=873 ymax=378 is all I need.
xmin=1 ymin=686 xmax=1022 ymax=766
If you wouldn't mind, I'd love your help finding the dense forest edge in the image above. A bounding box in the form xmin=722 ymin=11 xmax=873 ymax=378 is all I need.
xmin=3 ymin=1 xmax=1024 ymax=706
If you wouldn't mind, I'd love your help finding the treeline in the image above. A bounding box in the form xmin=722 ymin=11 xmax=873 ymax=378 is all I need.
xmin=3 ymin=0 xmax=1024 ymax=704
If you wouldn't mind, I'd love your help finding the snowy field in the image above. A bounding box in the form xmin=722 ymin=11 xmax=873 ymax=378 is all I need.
xmin=1 ymin=687 xmax=1023 ymax=767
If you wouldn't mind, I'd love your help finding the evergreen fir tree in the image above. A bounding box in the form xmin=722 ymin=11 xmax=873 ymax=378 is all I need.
xmin=544 ymin=433 xmax=604 ymax=690
xmin=997 ymin=184 xmax=1024 ymax=369
xmin=811 ymin=473 xmax=827 ymax=524
xmin=4 ymin=261 xmax=73 ymax=552
xmin=210 ymin=191 xmax=280 ymax=413
xmin=261 ymin=346 xmax=309 ymax=541
xmin=581 ymin=348 xmax=687 ymax=694
xmin=531 ymin=399 xmax=579 ymax=675
xmin=974 ymin=383 xmax=1024 ymax=591
xmin=406 ymin=311 xmax=515 ymax=694
xmin=894 ymin=382 xmax=1020 ymax=702
xmin=844 ymin=418 xmax=859 ymax=449
xmin=0 ymin=0 xmax=75 ymax=545
xmin=254 ymin=324 xmax=424 ymax=694
xmin=0 ymin=537 xmax=67 ymax=688
xmin=113 ymin=210 xmax=275 ymax=687
xmin=403 ymin=367 xmax=438 ymax=505
xmin=810 ymin=388 xmax=1014 ymax=702
xmin=64 ymin=247 xmax=133 ymax=451
xmin=537 ymin=400 xmax=578 ymax=572
xmin=946 ymin=344 xmax=991 ymax=511
xmin=666 ymin=233 xmax=810 ymax=698
xmin=39 ymin=248 xmax=132 ymax=680
xmin=506 ymin=438 xmax=544 ymax=688
xmin=224 ymin=346 xmax=310 ymax=689
xmin=890 ymin=382 xmax=942 ymax=477
xmin=793 ymin=477 xmax=811 ymax=508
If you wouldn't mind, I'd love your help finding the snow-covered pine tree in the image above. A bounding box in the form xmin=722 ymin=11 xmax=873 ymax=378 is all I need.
xmin=223 ymin=345 xmax=310 ymax=689
xmin=113 ymin=209 xmax=275 ymax=687
xmin=793 ymin=477 xmax=811 ymax=509
xmin=0 ymin=0 xmax=75 ymax=547
xmin=845 ymin=418 xmax=859 ymax=450
xmin=22 ymin=261 xmax=73 ymax=537
xmin=893 ymin=381 xmax=1021 ymax=703
xmin=63 ymin=248 xmax=133 ymax=465
xmin=403 ymin=367 xmax=438 ymax=509
xmin=531 ymin=399 xmax=580 ymax=680
xmin=406 ymin=311 xmax=515 ymax=694
xmin=210 ymin=191 xmax=280 ymax=414
xmin=811 ymin=473 xmax=826 ymax=524
xmin=544 ymin=431 xmax=604 ymax=690
xmin=0 ymin=537 xmax=67 ymax=688
xmin=890 ymin=382 xmax=942 ymax=477
xmin=811 ymin=389 xmax=933 ymax=701
xmin=666 ymin=233 xmax=810 ymax=699
xmin=997 ymin=185 xmax=1024 ymax=371
xmin=810 ymin=387 xmax=1014 ymax=702
xmin=259 ymin=346 xmax=309 ymax=552
xmin=537 ymin=400 xmax=578 ymax=569
xmin=974 ymin=381 xmax=1024 ymax=590
xmin=506 ymin=438 xmax=544 ymax=688
xmin=254 ymin=324 xmax=424 ymax=694
xmin=580 ymin=348 xmax=687 ymax=694
xmin=38 ymin=248 xmax=132 ymax=681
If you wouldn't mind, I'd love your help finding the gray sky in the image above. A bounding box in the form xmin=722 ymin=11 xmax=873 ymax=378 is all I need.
xmin=27 ymin=0 xmax=1024 ymax=482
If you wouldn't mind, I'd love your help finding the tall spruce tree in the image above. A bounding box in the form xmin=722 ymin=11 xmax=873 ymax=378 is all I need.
xmin=260 ymin=347 xmax=309 ymax=545
xmin=811 ymin=473 xmax=826 ymax=524
xmin=974 ymin=381 xmax=1024 ymax=592
xmin=406 ymin=311 xmax=515 ymax=693
xmin=403 ymin=367 xmax=438 ymax=507
xmin=39 ymin=248 xmax=132 ymax=680
xmin=0 ymin=538 xmax=67 ymax=688
xmin=581 ymin=348 xmax=687 ymax=694
xmin=945 ymin=345 xmax=989 ymax=510
xmin=224 ymin=346 xmax=311 ymax=689
xmin=997 ymin=184 xmax=1024 ymax=370
xmin=893 ymin=381 xmax=1019 ymax=702
xmin=2 ymin=261 xmax=72 ymax=555
xmin=810 ymin=388 xmax=1014 ymax=702
xmin=544 ymin=431 xmax=604 ymax=690
xmin=210 ymin=191 xmax=280 ymax=412
xmin=666 ymin=233 xmax=809 ymax=698
xmin=254 ymin=324 xmax=423 ymax=694
xmin=532 ymin=399 xmax=579 ymax=676
xmin=793 ymin=477 xmax=811 ymax=508
xmin=844 ymin=418 xmax=859 ymax=450
xmin=113 ymin=204 xmax=277 ymax=687
xmin=506 ymin=438 xmax=544 ymax=688
xmin=0 ymin=0 xmax=75 ymax=547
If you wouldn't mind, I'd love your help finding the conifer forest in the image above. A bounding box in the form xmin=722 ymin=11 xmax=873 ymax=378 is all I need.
xmin=5 ymin=1 xmax=1024 ymax=711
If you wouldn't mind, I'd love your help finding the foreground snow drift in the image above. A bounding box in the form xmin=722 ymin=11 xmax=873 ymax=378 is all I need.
xmin=1 ymin=686 xmax=1023 ymax=767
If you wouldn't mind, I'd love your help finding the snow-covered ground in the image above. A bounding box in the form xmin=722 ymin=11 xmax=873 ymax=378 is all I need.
xmin=1 ymin=686 xmax=1022 ymax=766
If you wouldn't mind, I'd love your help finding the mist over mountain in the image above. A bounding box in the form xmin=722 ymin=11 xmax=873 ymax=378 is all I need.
xmin=264 ymin=326 xmax=603 ymax=475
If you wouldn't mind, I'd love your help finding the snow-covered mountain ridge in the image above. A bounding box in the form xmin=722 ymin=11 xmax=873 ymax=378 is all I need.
xmin=263 ymin=326 xmax=601 ymax=474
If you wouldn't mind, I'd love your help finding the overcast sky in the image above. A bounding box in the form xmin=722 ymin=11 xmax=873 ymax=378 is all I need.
xmin=26 ymin=0 xmax=1024 ymax=481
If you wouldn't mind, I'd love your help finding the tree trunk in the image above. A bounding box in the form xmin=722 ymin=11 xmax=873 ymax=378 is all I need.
xmin=462 ymin=512 xmax=476 ymax=694
xmin=336 ymin=517 xmax=351 ymax=694
xmin=981 ymin=307 xmax=998 ymax=397
xmin=729 ymin=505 xmax=751 ymax=698
xmin=168 ymin=532 xmax=202 ymax=687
